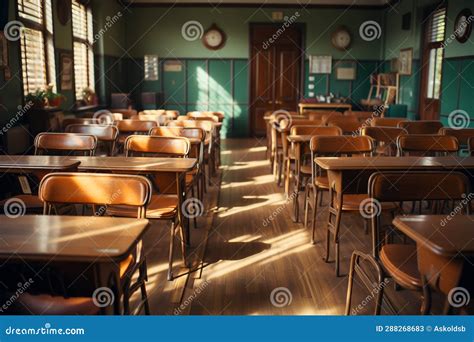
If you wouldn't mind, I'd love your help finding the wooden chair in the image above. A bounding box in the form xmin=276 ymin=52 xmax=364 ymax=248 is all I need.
xmin=309 ymin=136 xmax=395 ymax=276
xmin=21 ymin=173 xmax=153 ymax=315
xmin=115 ymin=120 xmax=158 ymax=150
xmin=113 ymin=135 xmax=191 ymax=281
xmin=397 ymin=134 xmax=459 ymax=156
xmin=168 ymin=120 xmax=216 ymax=186
xmin=371 ymin=117 xmax=407 ymax=127
xmin=150 ymin=127 xmax=206 ymax=202
xmin=327 ymin=116 xmax=362 ymax=135
xmin=34 ymin=132 xmax=97 ymax=156
xmin=65 ymin=124 xmax=118 ymax=156
xmin=398 ymin=120 xmax=443 ymax=134
xmin=439 ymin=127 xmax=474 ymax=152
xmin=286 ymin=125 xmax=342 ymax=223
xmin=362 ymin=126 xmax=407 ymax=156
xmin=344 ymin=110 xmax=376 ymax=122
xmin=346 ymin=171 xmax=470 ymax=315
xmin=186 ymin=114 xmax=221 ymax=167
xmin=281 ymin=119 xmax=324 ymax=194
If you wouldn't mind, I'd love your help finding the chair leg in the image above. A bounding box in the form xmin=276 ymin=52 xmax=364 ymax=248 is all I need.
xmin=178 ymin=222 xmax=188 ymax=267
xmin=191 ymin=186 xmax=198 ymax=229
xmin=311 ymin=188 xmax=320 ymax=244
xmin=303 ymin=185 xmax=309 ymax=227
xmin=284 ymin=158 xmax=291 ymax=195
xmin=421 ymin=276 xmax=432 ymax=315
xmin=167 ymin=221 xmax=176 ymax=281
xmin=139 ymin=260 xmax=150 ymax=315
xmin=277 ymin=155 xmax=283 ymax=187
xmin=333 ymin=208 xmax=343 ymax=277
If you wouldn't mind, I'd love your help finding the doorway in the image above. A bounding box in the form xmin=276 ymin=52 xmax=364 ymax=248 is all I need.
xmin=249 ymin=24 xmax=303 ymax=136
xmin=419 ymin=6 xmax=447 ymax=120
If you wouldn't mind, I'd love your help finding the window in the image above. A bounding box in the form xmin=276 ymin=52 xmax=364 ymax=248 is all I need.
xmin=18 ymin=0 xmax=56 ymax=96
xmin=425 ymin=7 xmax=446 ymax=100
xmin=72 ymin=0 xmax=94 ymax=100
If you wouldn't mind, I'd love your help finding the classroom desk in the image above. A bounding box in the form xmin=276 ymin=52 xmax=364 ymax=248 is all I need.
xmin=0 ymin=155 xmax=80 ymax=172
xmin=315 ymin=156 xmax=474 ymax=195
xmin=393 ymin=215 xmax=474 ymax=314
xmin=298 ymin=102 xmax=352 ymax=114
xmin=0 ymin=215 xmax=149 ymax=314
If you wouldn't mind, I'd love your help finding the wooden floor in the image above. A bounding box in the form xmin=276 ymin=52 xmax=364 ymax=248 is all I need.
xmin=137 ymin=138 xmax=422 ymax=315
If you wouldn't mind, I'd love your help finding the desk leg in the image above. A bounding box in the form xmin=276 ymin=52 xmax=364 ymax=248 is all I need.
xmin=95 ymin=264 xmax=121 ymax=315
xmin=176 ymin=172 xmax=189 ymax=268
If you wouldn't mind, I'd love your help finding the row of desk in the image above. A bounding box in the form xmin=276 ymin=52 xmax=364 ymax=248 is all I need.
xmin=288 ymin=134 xmax=474 ymax=314
xmin=0 ymin=155 xmax=198 ymax=314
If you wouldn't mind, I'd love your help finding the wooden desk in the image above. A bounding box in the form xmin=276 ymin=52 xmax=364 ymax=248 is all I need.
xmin=0 ymin=215 xmax=149 ymax=313
xmin=298 ymin=102 xmax=352 ymax=114
xmin=393 ymin=215 xmax=474 ymax=314
xmin=287 ymin=135 xmax=313 ymax=143
xmin=0 ymin=155 xmax=81 ymax=172
xmin=70 ymin=156 xmax=197 ymax=173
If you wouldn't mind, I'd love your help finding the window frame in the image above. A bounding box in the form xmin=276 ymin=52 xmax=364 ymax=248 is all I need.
xmin=71 ymin=0 xmax=94 ymax=102
xmin=17 ymin=0 xmax=57 ymax=98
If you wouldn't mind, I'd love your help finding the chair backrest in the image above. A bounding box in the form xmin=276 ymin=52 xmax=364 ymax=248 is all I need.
xmin=136 ymin=113 xmax=168 ymax=125
xmin=124 ymin=135 xmax=190 ymax=157
xmin=310 ymin=135 xmax=373 ymax=155
xmin=187 ymin=111 xmax=219 ymax=122
xmin=398 ymin=120 xmax=443 ymax=134
xmin=115 ymin=119 xmax=157 ymax=133
xmin=368 ymin=171 xmax=470 ymax=258
xmin=110 ymin=108 xmax=137 ymax=119
xmin=321 ymin=112 xmax=343 ymax=125
xmin=371 ymin=117 xmax=407 ymax=127
xmin=62 ymin=118 xmax=100 ymax=130
xmin=397 ymin=134 xmax=459 ymax=156
xmin=304 ymin=110 xmax=331 ymax=121
xmin=439 ymin=127 xmax=474 ymax=146
xmin=280 ymin=119 xmax=323 ymax=130
xmin=34 ymin=132 xmax=97 ymax=156
xmin=39 ymin=173 xmax=152 ymax=218
xmin=327 ymin=116 xmax=362 ymax=135
xmin=201 ymin=111 xmax=224 ymax=122
xmin=168 ymin=119 xmax=213 ymax=133
xmin=65 ymin=124 xmax=118 ymax=142
xmin=344 ymin=111 xmax=375 ymax=122
xmin=290 ymin=125 xmax=342 ymax=136
xmin=150 ymin=127 xmax=205 ymax=160
xmin=362 ymin=126 xmax=407 ymax=156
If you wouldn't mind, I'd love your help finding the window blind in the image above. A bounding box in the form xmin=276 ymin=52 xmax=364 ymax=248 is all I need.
xmin=426 ymin=8 xmax=446 ymax=43
xmin=72 ymin=0 xmax=94 ymax=100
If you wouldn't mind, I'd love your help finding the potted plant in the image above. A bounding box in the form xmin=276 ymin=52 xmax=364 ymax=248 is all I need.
xmin=25 ymin=90 xmax=47 ymax=109
xmin=45 ymin=84 xmax=65 ymax=107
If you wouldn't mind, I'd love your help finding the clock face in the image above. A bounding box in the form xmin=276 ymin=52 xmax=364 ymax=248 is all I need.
xmin=202 ymin=25 xmax=226 ymax=50
xmin=455 ymin=9 xmax=473 ymax=43
xmin=332 ymin=27 xmax=351 ymax=50
xmin=204 ymin=30 xmax=223 ymax=48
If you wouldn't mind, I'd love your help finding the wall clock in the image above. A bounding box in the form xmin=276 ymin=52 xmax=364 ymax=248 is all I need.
xmin=454 ymin=8 xmax=473 ymax=43
xmin=202 ymin=24 xmax=226 ymax=50
xmin=331 ymin=26 xmax=352 ymax=51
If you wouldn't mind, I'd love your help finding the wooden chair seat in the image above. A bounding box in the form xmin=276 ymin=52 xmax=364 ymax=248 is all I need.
xmin=315 ymin=175 xmax=329 ymax=189
xmin=107 ymin=195 xmax=178 ymax=220
xmin=120 ymin=254 xmax=134 ymax=278
xmin=379 ymin=244 xmax=421 ymax=289
xmin=16 ymin=294 xmax=100 ymax=315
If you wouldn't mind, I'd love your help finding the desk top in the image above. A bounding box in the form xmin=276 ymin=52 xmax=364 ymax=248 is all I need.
xmin=0 ymin=155 xmax=80 ymax=171
xmin=393 ymin=215 xmax=474 ymax=258
xmin=315 ymin=156 xmax=443 ymax=171
xmin=0 ymin=215 xmax=149 ymax=262
xmin=71 ymin=156 xmax=197 ymax=173
xmin=299 ymin=103 xmax=352 ymax=109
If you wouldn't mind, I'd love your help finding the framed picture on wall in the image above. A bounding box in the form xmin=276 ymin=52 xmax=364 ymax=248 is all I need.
xmin=60 ymin=52 xmax=73 ymax=90
xmin=399 ymin=48 xmax=413 ymax=75
xmin=0 ymin=33 xmax=8 ymax=69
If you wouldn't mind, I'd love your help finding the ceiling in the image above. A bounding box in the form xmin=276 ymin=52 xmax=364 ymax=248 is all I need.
xmin=123 ymin=0 xmax=392 ymax=6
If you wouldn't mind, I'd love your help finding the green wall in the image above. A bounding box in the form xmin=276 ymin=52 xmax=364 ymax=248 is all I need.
xmin=2 ymin=0 xmax=474 ymax=137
